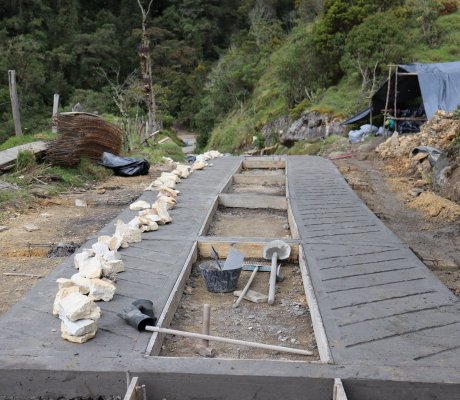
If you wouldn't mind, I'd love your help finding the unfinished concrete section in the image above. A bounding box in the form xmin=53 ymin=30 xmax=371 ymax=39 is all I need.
xmin=0 ymin=155 xmax=460 ymax=400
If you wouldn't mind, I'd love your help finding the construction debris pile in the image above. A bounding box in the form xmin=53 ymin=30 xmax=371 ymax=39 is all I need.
xmin=46 ymin=112 xmax=122 ymax=166
xmin=53 ymin=150 xmax=223 ymax=343
xmin=375 ymin=110 xmax=460 ymax=202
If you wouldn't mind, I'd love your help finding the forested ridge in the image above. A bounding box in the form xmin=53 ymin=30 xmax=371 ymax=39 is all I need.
xmin=1 ymin=0 xmax=459 ymax=151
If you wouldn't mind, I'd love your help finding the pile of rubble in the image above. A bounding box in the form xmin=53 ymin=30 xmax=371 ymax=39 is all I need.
xmin=53 ymin=150 xmax=223 ymax=343
xmin=376 ymin=110 xmax=459 ymax=164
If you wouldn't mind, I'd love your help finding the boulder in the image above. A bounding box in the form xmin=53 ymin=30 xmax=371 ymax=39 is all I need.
xmin=280 ymin=111 xmax=346 ymax=145
xmin=191 ymin=160 xmax=206 ymax=170
xmin=152 ymin=199 xmax=172 ymax=224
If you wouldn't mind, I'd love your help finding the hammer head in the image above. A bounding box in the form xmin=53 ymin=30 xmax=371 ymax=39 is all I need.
xmin=263 ymin=240 xmax=291 ymax=260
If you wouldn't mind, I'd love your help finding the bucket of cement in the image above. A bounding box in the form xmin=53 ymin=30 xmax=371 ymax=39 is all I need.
xmin=199 ymin=261 xmax=242 ymax=293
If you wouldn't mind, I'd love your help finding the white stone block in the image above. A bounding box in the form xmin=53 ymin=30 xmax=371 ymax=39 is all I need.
xmin=56 ymin=278 xmax=74 ymax=289
xmin=59 ymin=292 xmax=101 ymax=322
xmin=88 ymin=278 xmax=116 ymax=302
xmin=129 ymin=200 xmax=151 ymax=211
xmin=70 ymin=273 xmax=91 ymax=294
xmin=78 ymin=257 xmax=102 ymax=279
xmin=152 ymin=199 xmax=172 ymax=224
xmin=53 ymin=286 xmax=80 ymax=316
xmin=102 ymin=259 xmax=124 ymax=274
xmin=61 ymin=324 xmax=97 ymax=343
xmin=158 ymin=186 xmax=179 ymax=198
xmin=192 ymin=160 xmax=207 ymax=170
xmin=60 ymin=316 xmax=97 ymax=336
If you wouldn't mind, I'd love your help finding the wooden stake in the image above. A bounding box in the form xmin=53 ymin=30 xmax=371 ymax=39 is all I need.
xmin=8 ymin=70 xmax=22 ymax=137
xmin=146 ymin=326 xmax=313 ymax=356
xmin=52 ymin=93 xmax=59 ymax=134
xmin=383 ymin=65 xmax=392 ymax=136
xmin=233 ymin=266 xmax=258 ymax=308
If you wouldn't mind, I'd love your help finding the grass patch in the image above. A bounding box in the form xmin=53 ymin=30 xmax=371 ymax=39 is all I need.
xmin=134 ymin=141 xmax=185 ymax=164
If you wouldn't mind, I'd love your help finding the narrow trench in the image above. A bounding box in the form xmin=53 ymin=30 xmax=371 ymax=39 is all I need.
xmin=159 ymin=161 xmax=321 ymax=361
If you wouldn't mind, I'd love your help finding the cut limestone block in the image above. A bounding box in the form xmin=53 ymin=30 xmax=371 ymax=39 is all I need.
xmin=173 ymin=164 xmax=191 ymax=179
xmin=129 ymin=200 xmax=151 ymax=211
xmin=114 ymin=219 xmax=142 ymax=247
xmin=138 ymin=216 xmax=159 ymax=232
xmin=60 ymin=316 xmax=97 ymax=336
xmin=161 ymin=172 xmax=180 ymax=183
xmin=53 ymin=286 xmax=81 ymax=316
xmin=88 ymin=278 xmax=116 ymax=302
xmin=78 ymin=257 xmax=102 ymax=279
xmin=156 ymin=195 xmax=176 ymax=210
xmin=101 ymin=259 xmax=124 ymax=275
xmin=56 ymin=278 xmax=75 ymax=290
xmin=59 ymin=292 xmax=101 ymax=322
xmin=233 ymin=289 xmax=268 ymax=304
xmin=71 ymin=273 xmax=91 ymax=294
xmin=158 ymin=186 xmax=179 ymax=198
xmin=152 ymin=200 xmax=172 ymax=224
xmin=191 ymin=160 xmax=207 ymax=170
xmin=97 ymin=235 xmax=112 ymax=246
xmin=61 ymin=325 xmax=97 ymax=344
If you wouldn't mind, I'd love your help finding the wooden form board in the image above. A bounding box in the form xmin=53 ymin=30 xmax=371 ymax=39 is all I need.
xmin=123 ymin=377 xmax=140 ymax=400
xmin=198 ymin=238 xmax=299 ymax=261
xmin=232 ymin=174 xmax=285 ymax=185
xmin=218 ymin=193 xmax=287 ymax=210
xmin=242 ymin=158 xmax=285 ymax=169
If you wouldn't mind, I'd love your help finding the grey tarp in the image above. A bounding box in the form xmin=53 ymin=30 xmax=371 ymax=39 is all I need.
xmin=344 ymin=61 xmax=460 ymax=124
xmin=400 ymin=61 xmax=460 ymax=118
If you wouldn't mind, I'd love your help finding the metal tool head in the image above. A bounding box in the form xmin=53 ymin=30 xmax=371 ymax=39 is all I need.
xmin=263 ymin=240 xmax=291 ymax=260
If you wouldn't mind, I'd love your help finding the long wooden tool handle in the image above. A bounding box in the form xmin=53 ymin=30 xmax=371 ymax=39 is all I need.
xmin=268 ymin=252 xmax=278 ymax=305
xmin=233 ymin=266 xmax=259 ymax=308
xmin=202 ymin=304 xmax=211 ymax=347
xmin=145 ymin=326 xmax=313 ymax=356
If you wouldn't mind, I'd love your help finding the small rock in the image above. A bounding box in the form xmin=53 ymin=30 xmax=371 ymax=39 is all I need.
xmin=248 ymin=326 xmax=253 ymax=330
xmin=184 ymin=286 xmax=194 ymax=295
xmin=96 ymin=188 xmax=106 ymax=194
xmin=129 ymin=200 xmax=151 ymax=211
xmin=78 ymin=257 xmax=102 ymax=279
xmin=408 ymin=188 xmax=424 ymax=198
xmin=23 ymin=223 xmax=40 ymax=232
xmin=0 ymin=225 xmax=8 ymax=232
xmin=75 ymin=199 xmax=87 ymax=207
xmin=247 ymin=315 xmax=255 ymax=319
xmin=282 ymin=223 xmax=290 ymax=230
xmin=51 ymin=328 xmax=57 ymax=332
xmin=290 ymin=338 xmax=298 ymax=344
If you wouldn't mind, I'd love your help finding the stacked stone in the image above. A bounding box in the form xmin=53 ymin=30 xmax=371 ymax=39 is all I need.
xmin=52 ymin=150 xmax=224 ymax=343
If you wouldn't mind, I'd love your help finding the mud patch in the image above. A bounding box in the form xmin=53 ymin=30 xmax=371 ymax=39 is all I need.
xmin=160 ymin=261 xmax=318 ymax=361
xmin=207 ymin=207 xmax=290 ymax=238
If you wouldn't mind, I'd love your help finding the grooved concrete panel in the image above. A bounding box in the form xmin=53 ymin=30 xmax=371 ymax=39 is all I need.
xmin=0 ymin=157 xmax=241 ymax=367
xmin=288 ymin=156 xmax=460 ymax=367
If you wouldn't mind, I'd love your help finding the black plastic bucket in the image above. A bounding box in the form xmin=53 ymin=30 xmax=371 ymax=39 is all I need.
xmin=199 ymin=261 xmax=242 ymax=293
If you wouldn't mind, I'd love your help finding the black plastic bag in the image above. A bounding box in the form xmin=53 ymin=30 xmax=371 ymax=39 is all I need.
xmin=100 ymin=152 xmax=150 ymax=177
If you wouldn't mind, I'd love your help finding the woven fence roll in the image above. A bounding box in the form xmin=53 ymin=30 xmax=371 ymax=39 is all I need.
xmin=45 ymin=112 xmax=122 ymax=166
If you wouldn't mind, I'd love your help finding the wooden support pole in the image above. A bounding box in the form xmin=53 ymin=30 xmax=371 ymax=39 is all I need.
xmin=394 ymin=66 xmax=398 ymax=132
xmin=383 ymin=65 xmax=392 ymax=136
xmin=52 ymin=93 xmax=59 ymax=134
xmin=202 ymin=303 xmax=210 ymax=347
xmin=8 ymin=70 xmax=22 ymax=137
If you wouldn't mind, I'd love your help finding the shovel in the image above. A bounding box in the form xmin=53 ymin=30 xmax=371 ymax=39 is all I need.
xmin=263 ymin=240 xmax=291 ymax=305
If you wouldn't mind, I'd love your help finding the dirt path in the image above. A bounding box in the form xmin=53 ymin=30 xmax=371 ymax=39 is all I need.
xmin=334 ymin=153 xmax=460 ymax=297
xmin=176 ymin=129 xmax=196 ymax=154
xmin=0 ymin=169 xmax=162 ymax=315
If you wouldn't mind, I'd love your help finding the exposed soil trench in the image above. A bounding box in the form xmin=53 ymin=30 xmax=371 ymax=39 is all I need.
xmin=160 ymin=260 xmax=318 ymax=361
xmin=161 ymin=166 xmax=317 ymax=361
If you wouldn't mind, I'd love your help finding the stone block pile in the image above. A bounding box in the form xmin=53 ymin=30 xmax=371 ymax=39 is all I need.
xmin=52 ymin=151 xmax=223 ymax=343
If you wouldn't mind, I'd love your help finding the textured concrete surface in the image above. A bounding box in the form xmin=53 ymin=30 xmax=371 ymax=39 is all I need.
xmin=287 ymin=156 xmax=460 ymax=367
xmin=1 ymin=155 xmax=460 ymax=400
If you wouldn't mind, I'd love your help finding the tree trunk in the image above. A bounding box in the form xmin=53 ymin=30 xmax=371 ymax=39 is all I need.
xmin=137 ymin=0 xmax=159 ymax=141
